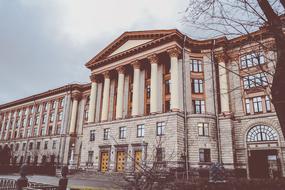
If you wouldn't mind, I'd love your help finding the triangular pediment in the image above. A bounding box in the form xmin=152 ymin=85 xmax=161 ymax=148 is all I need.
xmin=86 ymin=29 xmax=180 ymax=67
xmin=109 ymin=39 xmax=153 ymax=56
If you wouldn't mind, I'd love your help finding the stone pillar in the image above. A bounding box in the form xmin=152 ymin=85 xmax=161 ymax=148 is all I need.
xmin=101 ymin=72 xmax=110 ymax=121
xmin=116 ymin=67 xmax=125 ymax=119
xmin=148 ymin=54 xmax=159 ymax=114
xmin=69 ymin=92 xmax=81 ymax=135
xmin=88 ymin=75 xmax=98 ymax=123
xmin=132 ymin=61 xmax=141 ymax=116
xmin=168 ymin=47 xmax=181 ymax=111
xmin=217 ymin=55 xmax=230 ymax=113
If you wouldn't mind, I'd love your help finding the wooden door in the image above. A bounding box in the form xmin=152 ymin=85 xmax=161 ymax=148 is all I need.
xmin=134 ymin=150 xmax=142 ymax=171
xmin=101 ymin=152 xmax=109 ymax=172
xmin=116 ymin=151 xmax=126 ymax=172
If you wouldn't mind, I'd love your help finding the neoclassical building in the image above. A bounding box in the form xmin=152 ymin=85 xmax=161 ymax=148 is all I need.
xmin=0 ymin=29 xmax=284 ymax=178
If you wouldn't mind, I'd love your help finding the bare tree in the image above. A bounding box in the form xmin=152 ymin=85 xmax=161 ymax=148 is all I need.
xmin=184 ymin=0 xmax=285 ymax=136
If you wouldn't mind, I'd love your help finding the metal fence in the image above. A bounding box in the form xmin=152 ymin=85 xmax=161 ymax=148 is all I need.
xmin=0 ymin=178 xmax=59 ymax=190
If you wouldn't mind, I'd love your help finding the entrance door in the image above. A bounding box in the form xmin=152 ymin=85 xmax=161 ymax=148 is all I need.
xmin=248 ymin=149 xmax=279 ymax=178
xmin=100 ymin=152 xmax=109 ymax=172
xmin=116 ymin=151 xmax=126 ymax=172
xmin=134 ymin=150 xmax=142 ymax=171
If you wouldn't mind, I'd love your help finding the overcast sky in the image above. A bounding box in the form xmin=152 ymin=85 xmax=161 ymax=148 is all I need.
xmin=0 ymin=0 xmax=191 ymax=104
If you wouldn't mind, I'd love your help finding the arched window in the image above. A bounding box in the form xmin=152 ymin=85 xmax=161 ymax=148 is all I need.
xmin=247 ymin=125 xmax=278 ymax=142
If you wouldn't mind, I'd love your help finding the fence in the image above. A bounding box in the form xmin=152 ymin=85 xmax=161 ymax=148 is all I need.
xmin=0 ymin=178 xmax=59 ymax=190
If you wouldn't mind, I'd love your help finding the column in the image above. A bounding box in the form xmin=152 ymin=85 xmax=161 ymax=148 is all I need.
xmin=116 ymin=67 xmax=125 ymax=119
xmin=132 ymin=61 xmax=141 ymax=116
xmin=87 ymin=75 xmax=98 ymax=123
xmin=168 ymin=47 xmax=181 ymax=111
xmin=148 ymin=54 xmax=159 ymax=113
xmin=69 ymin=92 xmax=81 ymax=135
xmin=52 ymin=101 xmax=59 ymax=135
xmin=0 ymin=115 xmax=6 ymax=140
xmin=217 ymin=55 xmax=230 ymax=113
xmin=101 ymin=72 xmax=110 ymax=121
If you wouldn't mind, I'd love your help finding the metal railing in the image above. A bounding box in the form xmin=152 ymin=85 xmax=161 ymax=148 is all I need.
xmin=0 ymin=178 xmax=59 ymax=190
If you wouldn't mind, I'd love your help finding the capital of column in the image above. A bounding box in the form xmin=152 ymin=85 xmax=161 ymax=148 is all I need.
xmin=103 ymin=71 xmax=110 ymax=79
xmin=116 ymin=66 xmax=125 ymax=74
xmin=148 ymin=54 xmax=159 ymax=64
xmin=215 ymin=52 xmax=228 ymax=63
xmin=72 ymin=92 xmax=81 ymax=101
xmin=131 ymin=60 xmax=141 ymax=69
xmin=167 ymin=47 xmax=181 ymax=58
xmin=90 ymin=74 xmax=99 ymax=83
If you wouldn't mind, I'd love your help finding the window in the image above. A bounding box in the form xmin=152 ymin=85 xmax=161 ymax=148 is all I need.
xmin=87 ymin=151 xmax=94 ymax=164
xmin=137 ymin=124 xmax=145 ymax=137
xmin=243 ymin=73 xmax=268 ymax=89
xmin=265 ymin=96 xmax=271 ymax=112
xmin=119 ymin=127 xmax=126 ymax=139
xmin=35 ymin=115 xmax=39 ymax=125
xmin=253 ymin=97 xmax=263 ymax=113
xmin=240 ymin=52 xmax=265 ymax=69
xmin=43 ymin=103 xmax=48 ymax=111
xmin=15 ymin=143 xmax=19 ymax=151
xmin=59 ymin=98 xmax=64 ymax=108
xmin=51 ymin=101 xmax=56 ymax=109
xmin=44 ymin=141 xmax=48 ymax=149
xmin=42 ymin=114 xmax=47 ymax=124
xmin=192 ymin=79 xmax=203 ymax=93
xmin=90 ymin=130 xmax=96 ymax=141
xmin=165 ymin=80 xmax=171 ymax=95
xmin=28 ymin=117 xmax=32 ymax=126
xmin=50 ymin=113 xmax=54 ymax=122
xmin=198 ymin=123 xmax=209 ymax=136
xmin=22 ymin=143 xmax=26 ymax=151
xmin=193 ymin=100 xmax=205 ymax=114
xmin=156 ymin=122 xmax=165 ymax=136
xmin=199 ymin=149 xmax=211 ymax=162
xmin=247 ymin=125 xmax=278 ymax=142
xmin=56 ymin=125 xmax=61 ymax=135
xmin=191 ymin=59 xmax=203 ymax=72
xmin=84 ymin=109 xmax=88 ymax=120
xmin=41 ymin=129 xmax=46 ymax=136
xmin=33 ymin=127 xmax=38 ymax=137
xmin=29 ymin=142 xmax=33 ymax=150
xmin=27 ymin=129 xmax=31 ymax=137
xmin=245 ymin=99 xmax=251 ymax=114
xmin=103 ymin=128 xmax=110 ymax=140
xmin=36 ymin=142 xmax=41 ymax=150
xmin=52 ymin=140 xmax=56 ymax=149
xmin=156 ymin=147 xmax=165 ymax=162
xmin=58 ymin=112 xmax=63 ymax=121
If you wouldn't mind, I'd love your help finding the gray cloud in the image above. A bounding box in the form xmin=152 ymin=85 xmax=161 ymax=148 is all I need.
xmin=0 ymin=0 xmax=190 ymax=104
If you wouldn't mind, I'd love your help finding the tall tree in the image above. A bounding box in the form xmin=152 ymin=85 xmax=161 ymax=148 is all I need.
xmin=185 ymin=0 xmax=285 ymax=136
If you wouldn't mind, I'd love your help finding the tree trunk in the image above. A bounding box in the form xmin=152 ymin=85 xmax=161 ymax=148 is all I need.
xmin=258 ymin=0 xmax=285 ymax=136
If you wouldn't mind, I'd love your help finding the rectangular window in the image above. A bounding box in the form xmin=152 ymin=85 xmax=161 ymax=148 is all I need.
xmin=29 ymin=142 xmax=33 ymax=150
xmin=103 ymin=128 xmax=110 ymax=140
xmin=52 ymin=140 xmax=56 ymax=149
xmin=253 ymin=97 xmax=263 ymax=113
xmin=156 ymin=122 xmax=165 ymax=136
xmin=245 ymin=98 xmax=251 ymax=114
xmin=50 ymin=113 xmax=54 ymax=122
xmin=22 ymin=143 xmax=26 ymax=151
xmin=33 ymin=127 xmax=38 ymax=137
xmin=199 ymin=148 xmax=211 ymax=162
xmin=119 ymin=127 xmax=126 ymax=139
xmin=192 ymin=79 xmax=204 ymax=93
xmin=137 ymin=124 xmax=145 ymax=137
xmin=90 ymin=130 xmax=96 ymax=141
xmin=88 ymin=151 xmax=94 ymax=164
xmin=58 ymin=112 xmax=63 ymax=121
xmin=193 ymin=100 xmax=205 ymax=114
xmin=35 ymin=115 xmax=39 ymax=125
xmin=191 ymin=59 xmax=203 ymax=72
xmin=42 ymin=114 xmax=47 ymax=124
xmin=240 ymin=52 xmax=265 ymax=69
xmin=265 ymin=96 xmax=271 ymax=112
xmin=198 ymin=123 xmax=209 ymax=136
xmin=146 ymin=84 xmax=151 ymax=98
xmin=36 ymin=142 xmax=41 ymax=150
xmin=44 ymin=141 xmax=48 ymax=149
xmin=15 ymin=143 xmax=19 ymax=151
xmin=165 ymin=80 xmax=171 ymax=95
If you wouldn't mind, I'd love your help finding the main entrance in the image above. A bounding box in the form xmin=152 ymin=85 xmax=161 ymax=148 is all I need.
xmin=246 ymin=125 xmax=281 ymax=178
xmin=116 ymin=151 xmax=126 ymax=172
xmin=248 ymin=149 xmax=280 ymax=178
xmin=100 ymin=152 xmax=109 ymax=172
xmin=134 ymin=150 xmax=142 ymax=171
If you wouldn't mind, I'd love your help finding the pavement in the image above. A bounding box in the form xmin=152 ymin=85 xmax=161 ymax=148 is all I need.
xmin=0 ymin=172 xmax=125 ymax=189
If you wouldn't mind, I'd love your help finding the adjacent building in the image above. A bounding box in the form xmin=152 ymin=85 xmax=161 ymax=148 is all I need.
xmin=1 ymin=28 xmax=284 ymax=178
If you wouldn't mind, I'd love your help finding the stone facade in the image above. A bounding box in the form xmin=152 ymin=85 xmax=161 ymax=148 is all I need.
xmin=0 ymin=29 xmax=284 ymax=178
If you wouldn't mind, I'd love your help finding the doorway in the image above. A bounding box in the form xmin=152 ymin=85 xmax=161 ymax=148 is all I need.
xmin=248 ymin=149 xmax=280 ymax=178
